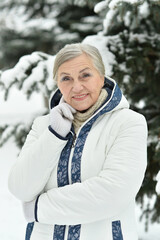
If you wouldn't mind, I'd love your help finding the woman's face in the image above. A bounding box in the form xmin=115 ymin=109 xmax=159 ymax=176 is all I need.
xmin=57 ymin=53 xmax=104 ymax=112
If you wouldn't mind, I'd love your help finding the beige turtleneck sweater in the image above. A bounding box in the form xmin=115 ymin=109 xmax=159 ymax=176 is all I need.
xmin=73 ymin=89 xmax=108 ymax=134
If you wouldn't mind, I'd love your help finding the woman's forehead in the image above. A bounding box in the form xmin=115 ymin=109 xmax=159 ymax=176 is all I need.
xmin=58 ymin=54 xmax=95 ymax=74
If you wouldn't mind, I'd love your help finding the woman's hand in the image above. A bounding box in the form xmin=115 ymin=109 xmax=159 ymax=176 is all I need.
xmin=50 ymin=96 xmax=76 ymax=137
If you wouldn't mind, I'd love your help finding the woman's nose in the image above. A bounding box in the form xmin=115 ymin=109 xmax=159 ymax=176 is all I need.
xmin=72 ymin=80 xmax=83 ymax=92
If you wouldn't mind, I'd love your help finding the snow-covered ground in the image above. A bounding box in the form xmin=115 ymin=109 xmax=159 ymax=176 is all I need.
xmin=0 ymin=139 xmax=26 ymax=240
xmin=0 ymin=88 xmax=160 ymax=240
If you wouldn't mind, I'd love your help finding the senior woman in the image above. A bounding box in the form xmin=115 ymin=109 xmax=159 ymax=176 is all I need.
xmin=8 ymin=43 xmax=147 ymax=240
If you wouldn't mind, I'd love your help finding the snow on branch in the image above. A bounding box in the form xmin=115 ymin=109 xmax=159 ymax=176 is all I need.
xmin=94 ymin=0 xmax=144 ymax=13
xmin=94 ymin=1 xmax=109 ymax=13
xmin=0 ymin=51 xmax=56 ymax=100
xmin=94 ymin=0 xmax=160 ymax=14
xmin=0 ymin=122 xmax=31 ymax=148
xmin=108 ymin=0 xmax=144 ymax=9
xmin=94 ymin=0 xmax=160 ymax=35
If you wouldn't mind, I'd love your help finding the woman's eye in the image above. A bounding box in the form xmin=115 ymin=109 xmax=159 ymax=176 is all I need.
xmin=61 ymin=76 xmax=71 ymax=82
xmin=82 ymin=73 xmax=91 ymax=78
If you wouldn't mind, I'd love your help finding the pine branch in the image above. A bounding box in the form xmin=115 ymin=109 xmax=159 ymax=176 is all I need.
xmin=0 ymin=123 xmax=31 ymax=148
xmin=0 ymin=51 xmax=56 ymax=101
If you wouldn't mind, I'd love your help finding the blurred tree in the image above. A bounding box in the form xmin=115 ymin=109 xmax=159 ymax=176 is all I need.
xmin=0 ymin=51 xmax=55 ymax=148
xmin=93 ymin=0 xmax=160 ymax=230
xmin=0 ymin=0 xmax=102 ymax=69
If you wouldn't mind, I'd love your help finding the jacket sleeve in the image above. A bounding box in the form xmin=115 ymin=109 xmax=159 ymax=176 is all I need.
xmin=8 ymin=116 xmax=68 ymax=202
xmin=36 ymin=112 xmax=148 ymax=225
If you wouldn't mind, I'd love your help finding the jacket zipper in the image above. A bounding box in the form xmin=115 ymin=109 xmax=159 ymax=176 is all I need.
xmin=68 ymin=130 xmax=77 ymax=183
xmin=64 ymin=131 xmax=77 ymax=240
xmin=64 ymin=226 xmax=69 ymax=240
xmin=70 ymin=130 xmax=76 ymax=148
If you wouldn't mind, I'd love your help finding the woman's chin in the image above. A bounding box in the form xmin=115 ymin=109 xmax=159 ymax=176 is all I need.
xmin=74 ymin=105 xmax=92 ymax=112
xmin=70 ymin=102 xmax=94 ymax=113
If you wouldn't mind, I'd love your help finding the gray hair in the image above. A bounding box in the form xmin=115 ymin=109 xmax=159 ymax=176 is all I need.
xmin=53 ymin=43 xmax=105 ymax=81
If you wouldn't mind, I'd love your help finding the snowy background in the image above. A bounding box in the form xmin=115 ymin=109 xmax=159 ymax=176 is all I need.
xmin=0 ymin=88 xmax=43 ymax=240
xmin=0 ymin=87 xmax=160 ymax=240
xmin=0 ymin=0 xmax=160 ymax=239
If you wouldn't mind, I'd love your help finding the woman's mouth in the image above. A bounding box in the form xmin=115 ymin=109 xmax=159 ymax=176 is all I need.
xmin=72 ymin=94 xmax=88 ymax=101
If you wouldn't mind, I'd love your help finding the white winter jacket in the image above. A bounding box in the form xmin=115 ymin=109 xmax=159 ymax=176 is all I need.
xmin=8 ymin=77 xmax=148 ymax=240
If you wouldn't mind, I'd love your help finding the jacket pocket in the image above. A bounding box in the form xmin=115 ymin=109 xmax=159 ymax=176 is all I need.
xmin=112 ymin=220 xmax=123 ymax=240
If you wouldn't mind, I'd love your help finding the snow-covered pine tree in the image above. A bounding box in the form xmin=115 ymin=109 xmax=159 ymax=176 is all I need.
xmin=56 ymin=0 xmax=102 ymax=45
xmin=0 ymin=0 xmax=102 ymax=147
xmin=0 ymin=51 xmax=55 ymax=148
xmin=0 ymin=0 xmax=60 ymax=69
xmin=0 ymin=0 xmax=102 ymax=70
xmin=90 ymin=0 xmax=160 ymax=229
